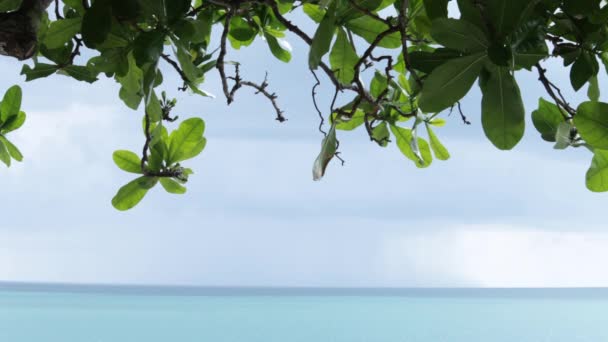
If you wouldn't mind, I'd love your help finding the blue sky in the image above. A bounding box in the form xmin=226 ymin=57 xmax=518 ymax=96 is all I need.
xmin=0 ymin=13 xmax=606 ymax=287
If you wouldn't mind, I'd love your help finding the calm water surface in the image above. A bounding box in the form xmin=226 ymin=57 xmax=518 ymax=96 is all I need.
xmin=0 ymin=285 xmax=606 ymax=342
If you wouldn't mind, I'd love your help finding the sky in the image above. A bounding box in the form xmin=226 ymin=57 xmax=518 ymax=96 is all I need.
xmin=0 ymin=12 xmax=606 ymax=288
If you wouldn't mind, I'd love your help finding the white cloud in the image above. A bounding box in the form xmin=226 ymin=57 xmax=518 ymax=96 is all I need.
xmin=11 ymin=103 xmax=122 ymax=161
xmin=381 ymin=225 xmax=608 ymax=287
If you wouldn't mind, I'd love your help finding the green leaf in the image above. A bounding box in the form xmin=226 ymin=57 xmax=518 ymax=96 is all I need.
xmin=337 ymin=0 xmax=383 ymax=21
xmin=146 ymin=91 xmax=163 ymax=122
xmin=265 ymin=33 xmax=292 ymax=63
xmin=309 ymin=8 xmax=336 ymax=69
xmin=188 ymin=83 xmax=214 ymax=98
xmin=513 ymin=44 xmax=548 ymax=70
xmin=192 ymin=12 xmax=213 ymax=44
xmin=133 ymin=30 xmax=166 ymax=67
xmin=564 ymin=0 xmax=601 ymax=16
xmin=147 ymin=142 xmax=166 ymax=172
xmin=588 ymin=76 xmax=600 ymax=102
xmin=484 ymin=0 xmax=538 ymax=38
xmin=480 ymin=66 xmax=525 ymax=150
xmin=0 ymin=110 xmax=25 ymax=133
xmin=429 ymin=118 xmax=446 ymax=127
xmin=346 ymin=16 xmax=401 ymax=48
xmin=303 ymin=3 xmax=325 ymax=22
xmin=408 ymin=49 xmax=462 ymax=74
xmin=0 ymin=136 xmax=22 ymax=162
xmin=82 ymin=0 xmax=112 ymax=48
xmin=119 ymin=87 xmax=143 ymax=110
xmin=511 ymin=18 xmax=548 ymax=70
xmin=40 ymin=42 xmax=74 ymax=65
xmin=166 ymin=0 xmax=190 ymax=24
xmin=554 ymin=122 xmax=573 ymax=150
xmin=20 ymin=64 xmax=59 ymax=81
xmin=586 ymin=149 xmax=608 ymax=192
xmin=426 ymin=124 xmax=450 ymax=160
xmin=570 ymin=51 xmax=599 ymax=91
xmin=63 ymin=0 xmax=85 ymax=12
xmin=111 ymin=0 xmax=139 ymax=19
xmin=172 ymin=36 xmax=203 ymax=81
xmin=63 ymin=65 xmax=98 ymax=83
xmin=329 ymin=28 xmax=358 ymax=85
xmin=333 ymin=109 xmax=365 ymax=130
xmin=229 ymin=17 xmax=256 ymax=42
xmin=0 ymin=0 xmax=22 ymax=12
xmin=111 ymin=176 xmax=158 ymax=211
xmin=113 ymin=150 xmax=142 ymax=174
xmin=574 ymin=101 xmax=608 ymax=150
xmin=423 ymin=0 xmax=449 ymax=19
xmin=390 ymin=124 xmax=432 ymax=168
xmin=456 ymin=0 xmax=485 ymax=31
xmin=430 ymin=18 xmax=488 ymax=53
xmin=43 ymin=18 xmax=82 ymax=49
xmin=312 ymin=124 xmax=338 ymax=180
xmin=168 ymin=118 xmax=206 ymax=164
xmin=418 ymin=53 xmax=486 ymax=113
xmin=0 ymin=139 xmax=10 ymax=167
xmin=159 ymin=178 xmax=187 ymax=194
xmin=370 ymin=71 xmax=388 ymax=98
xmin=117 ymin=53 xmax=143 ymax=94
xmin=0 ymin=85 xmax=21 ymax=123
xmin=138 ymin=0 xmax=166 ymax=23
xmin=531 ymin=98 xmax=565 ymax=142
xmin=487 ymin=42 xmax=513 ymax=66
xmin=372 ymin=122 xmax=390 ymax=147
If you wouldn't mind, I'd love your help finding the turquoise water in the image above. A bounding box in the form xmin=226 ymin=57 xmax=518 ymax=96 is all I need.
xmin=0 ymin=286 xmax=607 ymax=341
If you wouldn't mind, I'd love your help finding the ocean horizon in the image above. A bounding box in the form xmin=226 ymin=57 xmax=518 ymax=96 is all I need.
xmin=0 ymin=283 xmax=607 ymax=341
xmin=2 ymin=281 xmax=608 ymax=297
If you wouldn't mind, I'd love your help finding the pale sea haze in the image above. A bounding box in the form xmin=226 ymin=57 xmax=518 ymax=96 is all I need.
xmin=0 ymin=284 xmax=607 ymax=342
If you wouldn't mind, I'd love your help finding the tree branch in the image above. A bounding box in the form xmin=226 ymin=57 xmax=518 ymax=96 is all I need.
xmin=397 ymin=0 xmax=422 ymax=88
xmin=534 ymin=63 xmax=575 ymax=119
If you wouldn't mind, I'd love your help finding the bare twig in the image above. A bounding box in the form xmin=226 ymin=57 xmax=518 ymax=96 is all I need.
xmin=397 ymin=0 xmax=422 ymax=87
xmin=264 ymin=0 xmax=348 ymax=89
xmin=346 ymin=0 xmax=391 ymax=25
xmin=161 ymin=54 xmax=189 ymax=91
xmin=310 ymin=70 xmax=327 ymax=136
xmin=534 ymin=63 xmax=575 ymax=119
xmin=217 ymin=7 xmax=235 ymax=104
xmin=227 ymin=65 xmax=286 ymax=122
xmin=449 ymin=101 xmax=471 ymax=125
xmin=54 ymin=0 xmax=63 ymax=19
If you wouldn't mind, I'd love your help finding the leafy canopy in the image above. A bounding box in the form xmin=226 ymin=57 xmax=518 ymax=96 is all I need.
xmin=1 ymin=0 xmax=608 ymax=210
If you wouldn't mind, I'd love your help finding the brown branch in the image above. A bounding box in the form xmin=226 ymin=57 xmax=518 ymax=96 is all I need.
xmin=54 ymin=0 xmax=63 ymax=19
xmin=353 ymin=27 xmax=399 ymax=105
xmin=346 ymin=0 xmax=391 ymax=26
xmin=161 ymin=53 xmax=189 ymax=91
xmin=140 ymin=111 xmax=184 ymax=178
xmin=397 ymin=0 xmax=422 ymax=87
xmin=449 ymin=101 xmax=471 ymax=125
xmin=227 ymin=64 xmax=286 ymax=122
xmin=310 ymin=70 xmax=327 ymax=136
xmin=217 ymin=7 xmax=235 ymax=104
xmin=64 ymin=36 xmax=82 ymax=66
xmin=534 ymin=63 xmax=575 ymax=119
xmin=141 ymin=111 xmax=153 ymax=173
xmin=264 ymin=0 xmax=348 ymax=90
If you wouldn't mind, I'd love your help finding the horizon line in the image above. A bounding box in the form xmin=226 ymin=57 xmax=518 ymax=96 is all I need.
xmin=1 ymin=281 xmax=608 ymax=297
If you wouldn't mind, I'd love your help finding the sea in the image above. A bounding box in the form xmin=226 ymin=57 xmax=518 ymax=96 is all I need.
xmin=0 ymin=283 xmax=606 ymax=342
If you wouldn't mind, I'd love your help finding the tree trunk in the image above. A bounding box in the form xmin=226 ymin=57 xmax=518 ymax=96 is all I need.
xmin=0 ymin=0 xmax=53 ymax=60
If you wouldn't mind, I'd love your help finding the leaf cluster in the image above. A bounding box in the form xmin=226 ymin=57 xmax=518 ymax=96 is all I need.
xmin=1 ymin=0 xmax=608 ymax=211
